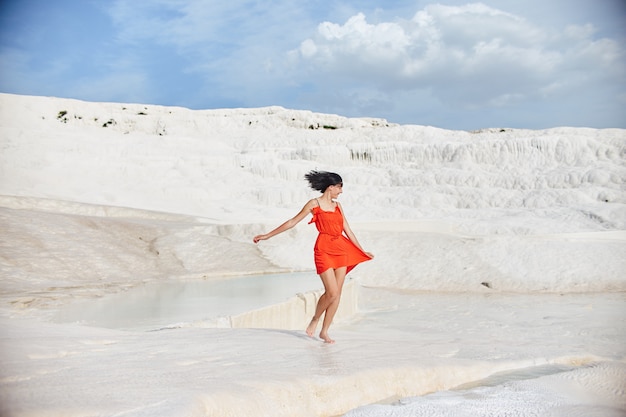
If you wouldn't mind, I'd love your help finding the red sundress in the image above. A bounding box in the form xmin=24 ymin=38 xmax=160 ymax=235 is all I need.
xmin=308 ymin=202 xmax=372 ymax=274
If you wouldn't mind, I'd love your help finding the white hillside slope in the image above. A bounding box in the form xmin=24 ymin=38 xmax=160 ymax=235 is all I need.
xmin=0 ymin=93 xmax=623 ymax=229
xmin=0 ymin=93 xmax=624 ymax=295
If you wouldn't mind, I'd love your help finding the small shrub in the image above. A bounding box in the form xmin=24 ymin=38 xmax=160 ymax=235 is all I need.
xmin=57 ymin=110 xmax=68 ymax=123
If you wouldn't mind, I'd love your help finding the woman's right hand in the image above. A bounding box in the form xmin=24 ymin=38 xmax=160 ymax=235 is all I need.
xmin=253 ymin=234 xmax=267 ymax=243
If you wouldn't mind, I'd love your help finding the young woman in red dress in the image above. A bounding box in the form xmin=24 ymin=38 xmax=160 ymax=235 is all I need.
xmin=253 ymin=171 xmax=373 ymax=343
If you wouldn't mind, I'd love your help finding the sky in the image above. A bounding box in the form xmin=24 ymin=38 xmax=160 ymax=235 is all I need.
xmin=0 ymin=0 xmax=625 ymax=130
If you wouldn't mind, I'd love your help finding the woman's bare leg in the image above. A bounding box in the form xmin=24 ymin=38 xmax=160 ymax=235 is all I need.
xmin=305 ymin=293 xmax=325 ymax=336
xmin=306 ymin=268 xmax=341 ymax=338
xmin=319 ymin=267 xmax=346 ymax=343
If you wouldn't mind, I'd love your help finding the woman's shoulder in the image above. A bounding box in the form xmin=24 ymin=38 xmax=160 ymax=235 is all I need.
xmin=305 ymin=198 xmax=319 ymax=209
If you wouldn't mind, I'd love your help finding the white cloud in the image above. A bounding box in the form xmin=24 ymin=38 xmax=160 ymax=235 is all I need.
xmin=293 ymin=2 xmax=625 ymax=111
xmin=104 ymin=0 xmax=317 ymax=104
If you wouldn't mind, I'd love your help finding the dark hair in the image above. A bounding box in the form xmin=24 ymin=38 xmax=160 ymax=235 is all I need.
xmin=305 ymin=170 xmax=343 ymax=193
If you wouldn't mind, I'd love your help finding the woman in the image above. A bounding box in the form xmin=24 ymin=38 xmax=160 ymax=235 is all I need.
xmin=253 ymin=171 xmax=373 ymax=343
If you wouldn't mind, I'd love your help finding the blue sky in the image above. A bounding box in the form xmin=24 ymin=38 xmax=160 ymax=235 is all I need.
xmin=1 ymin=0 xmax=624 ymax=130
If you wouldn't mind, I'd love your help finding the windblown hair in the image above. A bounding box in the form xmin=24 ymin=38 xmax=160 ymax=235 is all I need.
xmin=305 ymin=170 xmax=343 ymax=193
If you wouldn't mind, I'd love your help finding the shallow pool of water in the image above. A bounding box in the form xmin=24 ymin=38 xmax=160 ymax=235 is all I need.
xmin=54 ymin=272 xmax=321 ymax=331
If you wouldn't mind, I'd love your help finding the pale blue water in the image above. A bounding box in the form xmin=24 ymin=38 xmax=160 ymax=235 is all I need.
xmin=54 ymin=272 xmax=320 ymax=331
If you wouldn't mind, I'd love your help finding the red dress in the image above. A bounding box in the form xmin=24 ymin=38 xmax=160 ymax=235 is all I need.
xmin=308 ymin=202 xmax=372 ymax=274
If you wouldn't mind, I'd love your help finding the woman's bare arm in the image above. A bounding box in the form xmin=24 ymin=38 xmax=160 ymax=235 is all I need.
xmin=339 ymin=203 xmax=374 ymax=258
xmin=253 ymin=199 xmax=317 ymax=243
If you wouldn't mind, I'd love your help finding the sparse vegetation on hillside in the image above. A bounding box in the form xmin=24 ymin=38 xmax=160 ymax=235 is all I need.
xmin=57 ymin=110 xmax=68 ymax=123
xmin=309 ymin=123 xmax=339 ymax=130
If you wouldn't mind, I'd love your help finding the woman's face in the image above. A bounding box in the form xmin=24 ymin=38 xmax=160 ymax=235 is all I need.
xmin=329 ymin=183 xmax=343 ymax=198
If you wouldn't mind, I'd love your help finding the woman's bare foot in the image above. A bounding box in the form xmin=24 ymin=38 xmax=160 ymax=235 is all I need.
xmin=319 ymin=331 xmax=335 ymax=344
xmin=306 ymin=317 xmax=319 ymax=337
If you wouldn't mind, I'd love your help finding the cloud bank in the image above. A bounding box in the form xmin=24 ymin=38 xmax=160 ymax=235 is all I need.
xmin=290 ymin=3 xmax=625 ymax=126
xmin=0 ymin=1 xmax=624 ymax=129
